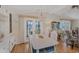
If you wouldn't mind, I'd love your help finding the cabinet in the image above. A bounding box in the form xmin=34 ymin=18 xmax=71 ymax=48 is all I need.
xmin=0 ymin=8 xmax=9 ymax=36
xmin=0 ymin=34 xmax=16 ymax=53
xmin=0 ymin=8 xmax=17 ymax=53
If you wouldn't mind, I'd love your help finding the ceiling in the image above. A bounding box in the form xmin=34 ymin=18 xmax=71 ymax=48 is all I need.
xmin=2 ymin=5 xmax=79 ymax=20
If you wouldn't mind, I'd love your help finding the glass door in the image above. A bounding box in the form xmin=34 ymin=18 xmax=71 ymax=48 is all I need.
xmin=26 ymin=20 xmax=33 ymax=37
xmin=26 ymin=20 xmax=41 ymax=37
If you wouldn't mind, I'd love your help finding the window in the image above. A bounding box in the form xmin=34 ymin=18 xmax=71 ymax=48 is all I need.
xmin=59 ymin=21 xmax=71 ymax=31
xmin=35 ymin=21 xmax=40 ymax=34
xmin=27 ymin=20 xmax=33 ymax=37
xmin=51 ymin=22 xmax=60 ymax=30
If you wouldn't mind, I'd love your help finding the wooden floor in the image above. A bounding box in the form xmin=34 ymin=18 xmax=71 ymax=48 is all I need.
xmin=11 ymin=40 xmax=79 ymax=53
xmin=12 ymin=43 xmax=31 ymax=53
xmin=56 ymin=40 xmax=79 ymax=53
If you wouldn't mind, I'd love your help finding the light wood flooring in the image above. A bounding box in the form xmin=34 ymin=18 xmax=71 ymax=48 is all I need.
xmin=11 ymin=40 xmax=79 ymax=53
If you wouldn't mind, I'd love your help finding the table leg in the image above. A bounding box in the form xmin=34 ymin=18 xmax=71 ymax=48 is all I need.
xmin=71 ymin=40 xmax=74 ymax=49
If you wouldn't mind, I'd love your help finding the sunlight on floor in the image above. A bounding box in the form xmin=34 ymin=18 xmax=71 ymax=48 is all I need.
xmin=12 ymin=40 xmax=79 ymax=53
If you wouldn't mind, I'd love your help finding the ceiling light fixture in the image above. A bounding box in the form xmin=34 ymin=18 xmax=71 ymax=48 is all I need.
xmin=72 ymin=5 xmax=79 ymax=9
xmin=0 ymin=5 xmax=1 ymax=8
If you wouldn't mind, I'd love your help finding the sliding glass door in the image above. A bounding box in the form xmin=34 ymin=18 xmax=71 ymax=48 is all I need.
xmin=26 ymin=20 xmax=41 ymax=37
xmin=26 ymin=20 xmax=33 ymax=37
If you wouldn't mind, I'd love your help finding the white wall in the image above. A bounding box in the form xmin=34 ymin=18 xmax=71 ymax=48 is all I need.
xmin=19 ymin=17 xmax=25 ymax=43
xmin=11 ymin=13 xmax=21 ymax=44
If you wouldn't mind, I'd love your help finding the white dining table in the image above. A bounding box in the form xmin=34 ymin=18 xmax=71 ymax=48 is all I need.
xmin=30 ymin=36 xmax=58 ymax=53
